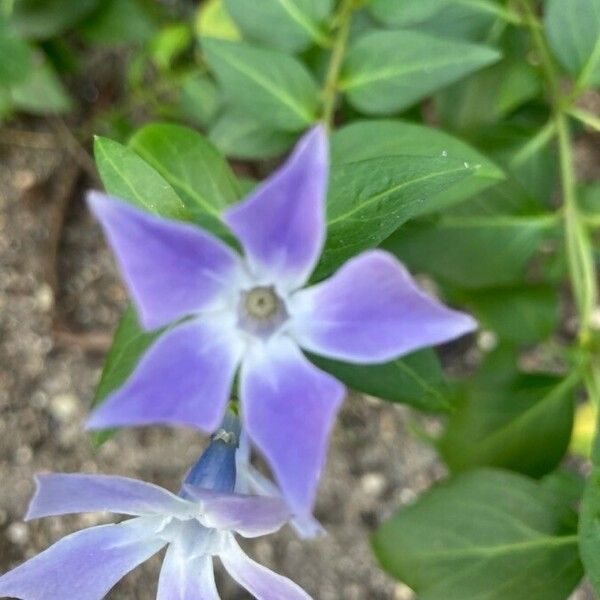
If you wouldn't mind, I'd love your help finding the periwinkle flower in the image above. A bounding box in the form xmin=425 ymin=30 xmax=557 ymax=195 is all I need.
xmin=86 ymin=126 xmax=476 ymax=514
xmin=0 ymin=430 xmax=310 ymax=600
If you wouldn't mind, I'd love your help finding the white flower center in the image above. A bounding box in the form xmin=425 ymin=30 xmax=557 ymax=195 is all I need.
xmin=237 ymin=285 xmax=288 ymax=340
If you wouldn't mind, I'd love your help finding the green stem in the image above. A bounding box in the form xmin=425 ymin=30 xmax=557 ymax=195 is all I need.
xmin=520 ymin=0 xmax=599 ymax=395
xmin=321 ymin=0 xmax=354 ymax=129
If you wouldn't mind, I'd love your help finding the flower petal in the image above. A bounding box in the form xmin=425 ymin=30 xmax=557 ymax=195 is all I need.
xmin=182 ymin=487 xmax=290 ymax=538
xmin=235 ymin=458 xmax=325 ymax=539
xmin=0 ymin=520 xmax=165 ymax=600
xmin=240 ymin=338 xmax=345 ymax=514
xmin=221 ymin=537 xmax=312 ymax=600
xmin=289 ymin=250 xmax=477 ymax=363
xmin=26 ymin=474 xmax=192 ymax=521
xmin=88 ymin=191 xmax=241 ymax=330
xmin=158 ymin=543 xmax=219 ymax=600
xmin=223 ymin=126 xmax=328 ymax=290
xmin=87 ymin=320 xmax=241 ymax=432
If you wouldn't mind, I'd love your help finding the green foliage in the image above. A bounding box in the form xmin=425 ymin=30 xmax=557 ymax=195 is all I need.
xmin=310 ymin=349 xmax=450 ymax=413
xmin=201 ymin=38 xmax=320 ymax=131
xmin=315 ymin=156 xmax=476 ymax=279
xmin=223 ymin=0 xmax=332 ymax=52
xmin=0 ymin=20 xmax=33 ymax=85
xmin=94 ymin=136 xmax=189 ymax=220
xmin=372 ymin=469 xmax=583 ymax=600
xmin=340 ymin=30 xmax=501 ymax=115
xmin=545 ymin=0 xmax=600 ymax=87
xmin=439 ymin=354 xmax=578 ymax=477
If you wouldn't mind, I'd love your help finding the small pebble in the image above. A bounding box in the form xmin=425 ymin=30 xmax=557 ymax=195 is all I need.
xmin=6 ymin=523 xmax=29 ymax=545
xmin=49 ymin=393 xmax=79 ymax=422
xmin=360 ymin=473 xmax=386 ymax=497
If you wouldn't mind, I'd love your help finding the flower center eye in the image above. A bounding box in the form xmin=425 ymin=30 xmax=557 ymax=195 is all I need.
xmin=244 ymin=287 xmax=279 ymax=319
xmin=238 ymin=286 xmax=288 ymax=340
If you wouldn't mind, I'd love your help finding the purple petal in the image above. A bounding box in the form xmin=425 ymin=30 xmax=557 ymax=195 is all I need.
xmin=181 ymin=487 xmax=290 ymax=537
xmin=158 ymin=542 xmax=219 ymax=600
xmin=87 ymin=320 xmax=241 ymax=432
xmin=88 ymin=191 xmax=241 ymax=330
xmin=26 ymin=474 xmax=192 ymax=521
xmin=240 ymin=338 xmax=345 ymax=515
xmin=223 ymin=126 xmax=328 ymax=290
xmin=289 ymin=250 xmax=477 ymax=363
xmin=221 ymin=537 xmax=312 ymax=600
xmin=0 ymin=520 xmax=164 ymax=600
xmin=236 ymin=460 xmax=325 ymax=539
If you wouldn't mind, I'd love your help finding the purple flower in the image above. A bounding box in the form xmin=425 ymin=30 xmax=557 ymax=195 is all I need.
xmin=0 ymin=431 xmax=311 ymax=600
xmin=86 ymin=126 xmax=476 ymax=514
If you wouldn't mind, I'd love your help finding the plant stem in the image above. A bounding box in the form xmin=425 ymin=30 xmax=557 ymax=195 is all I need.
xmin=520 ymin=0 xmax=599 ymax=389
xmin=321 ymin=0 xmax=354 ymax=129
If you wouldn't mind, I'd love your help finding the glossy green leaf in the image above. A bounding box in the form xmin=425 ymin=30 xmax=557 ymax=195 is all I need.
xmin=383 ymin=213 xmax=558 ymax=289
xmin=12 ymin=0 xmax=101 ymax=39
xmin=314 ymin=156 xmax=475 ymax=280
xmin=9 ymin=60 xmax=73 ymax=115
xmin=340 ymin=30 xmax=501 ymax=115
xmin=310 ymin=349 xmax=449 ymax=412
xmin=545 ymin=0 xmax=600 ymax=87
xmin=332 ymin=120 xmax=504 ymax=208
xmin=129 ymin=123 xmax=240 ymax=238
xmin=90 ymin=305 xmax=160 ymax=447
xmin=94 ymin=136 xmax=189 ymax=220
xmin=0 ymin=21 xmax=33 ymax=85
xmin=373 ymin=469 xmax=583 ymax=600
xmin=202 ymin=38 xmax=320 ymax=131
xmin=461 ymin=285 xmax=559 ymax=344
xmin=223 ymin=0 xmax=332 ymax=52
xmin=209 ymin=108 xmax=298 ymax=159
xmin=439 ymin=365 xmax=578 ymax=477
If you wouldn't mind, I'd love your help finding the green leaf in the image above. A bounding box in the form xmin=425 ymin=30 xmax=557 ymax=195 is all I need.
xmin=94 ymin=136 xmax=189 ymax=220
xmin=383 ymin=213 xmax=558 ymax=289
xmin=370 ymin=0 xmax=516 ymax=28
xmin=209 ymin=108 xmax=298 ymax=159
xmin=196 ymin=0 xmax=242 ymax=41
xmin=177 ymin=73 xmax=221 ymax=128
xmin=128 ymin=123 xmax=240 ymax=238
xmin=310 ymin=349 xmax=449 ymax=412
xmin=223 ymin=0 xmax=332 ymax=52
xmin=545 ymin=0 xmax=600 ymax=88
xmin=580 ymin=466 xmax=600 ymax=594
xmin=314 ymin=156 xmax=475 ymax=280
xmin=332 ymin=119 xmax=505 ymax=208
xmin=78 ymin=0 xmax=156 ymax=45
xmin=461 ymin=285 xmax=559 ymax=344
xmin=372 ymin=469 xmax=583 ymax=600
xmin=0 ymin=20 xmax=33 ymax=85
xmin=340 ymin=30 xmax=501 ymax=115
xmin=12 ymin=0 xmax=101 ymax=39
xmin=439 ymin=364 xmax=578 ymax=477
xmin=90 ymin=305 xmax=160 ymax=447
xmin=202 ymin=38 xmax=320 ymax=131
xmin=436 ymin=59 xmax=541 ymax=132
xmin=9 ymin=60 xmax=73 ymax=115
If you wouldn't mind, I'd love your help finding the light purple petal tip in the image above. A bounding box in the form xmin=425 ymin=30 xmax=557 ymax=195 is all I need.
xmin=26 ymin=474 xmax=191 ymax=521
xmin=0 ymin=521 xmax=164 ymax=600
xmin=86 ymin=320 xmax=241 ymax=432
xmin=241 ymin=338 xmax=345 ymax=515
xmin=87 ymin=191 xmax=241 ymax=330
xmin=221 ymin=537 xmax=312 ymax=600
xmin=223 ymin=126 xmax=328 ymax=290
xmin=290 ymin=250 xmax=477 ymax=363
xmin=158 ymin=544 xmax=219 ymax=600
xmin=182 ymin=487 xmax=291 ymax=538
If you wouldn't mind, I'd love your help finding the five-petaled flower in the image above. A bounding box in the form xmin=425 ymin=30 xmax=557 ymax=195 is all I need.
xmin=0 ymin=427 xmax=311 ymax=600
xmin=86 ymin=126 xmax=476 ymax=515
